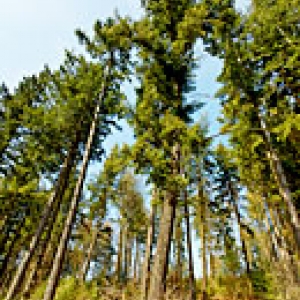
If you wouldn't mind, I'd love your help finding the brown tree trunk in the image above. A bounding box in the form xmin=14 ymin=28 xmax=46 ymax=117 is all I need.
xmin=147 ymin=144 xmax=180 ymax=300
xmin=42 ymin=70 xmax=109 ymax=300
xmin=5 ymin=135 xmax=79 ymax=300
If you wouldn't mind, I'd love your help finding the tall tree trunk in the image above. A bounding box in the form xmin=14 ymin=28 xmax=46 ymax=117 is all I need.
xmin=147 ymin=144 xmax=180 ymax=300
xmin=5 ymin=135 xmax=79 ymax=300
xmin=141 ymin=196 xmax=156 ymax=300
xmin=42 ymin=70 xmax=109 ymax=300
xmin=184 ymin=189 xmax=196 ymax=300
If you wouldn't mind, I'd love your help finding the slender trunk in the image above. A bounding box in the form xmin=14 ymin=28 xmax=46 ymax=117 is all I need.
xmin=42 ymin=70 xmax=109 ymax=300
xmin=184 ymin=189 xmax=196 ymax=300
xmin=79 ymin=227 xmax=98 ymax=282
xmin=141 ymin=198 xmax=156 ymax=300
xmin=147 ymin=143 xmax=180 ymax=300
xmin=5 ymin=137 xmax=79 ymax=300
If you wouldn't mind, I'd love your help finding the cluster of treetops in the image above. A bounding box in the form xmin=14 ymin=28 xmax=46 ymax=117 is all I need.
xmin=0 ymin=0 xmax=299 ymax=300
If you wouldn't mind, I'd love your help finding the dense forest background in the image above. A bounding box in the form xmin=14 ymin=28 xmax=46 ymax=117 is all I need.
xmin=0 ymin=0 xmax=299 ymax=300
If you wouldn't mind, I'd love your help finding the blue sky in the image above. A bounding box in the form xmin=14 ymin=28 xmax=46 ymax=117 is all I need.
xmin=0 ymin=0 xmax=250 ymax=277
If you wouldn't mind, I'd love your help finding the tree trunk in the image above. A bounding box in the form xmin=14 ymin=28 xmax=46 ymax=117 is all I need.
xmin=184 ymin=189 xmax=196 ymax=300
xmin=141 ymin=197 xmax=156 ymax=300
xmin=147 ymin=144 xmax=180 ymax=300
xmin=147 ymin=192 xmax=176 ymax=300
xmin=42 ymin=70 xmax=109 ymax=300
xmin=5 ymin=135 xmax=79 ymax=300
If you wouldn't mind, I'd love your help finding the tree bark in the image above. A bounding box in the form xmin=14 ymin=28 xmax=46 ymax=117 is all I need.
xmin=42 ymin=69 xmax=109 ymax=300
